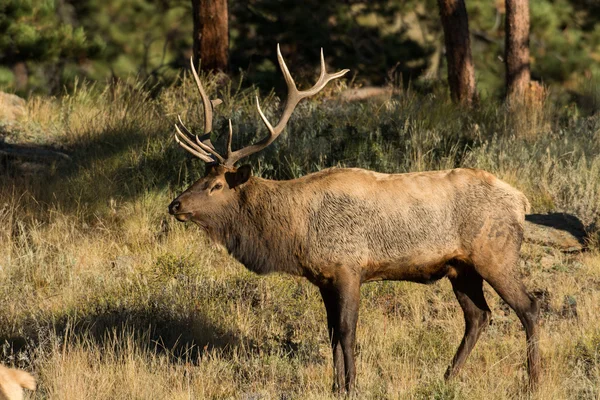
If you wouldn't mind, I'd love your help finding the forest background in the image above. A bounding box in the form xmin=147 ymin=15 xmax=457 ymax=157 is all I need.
xmin=1 ymin=0 xmax=600 ymax=101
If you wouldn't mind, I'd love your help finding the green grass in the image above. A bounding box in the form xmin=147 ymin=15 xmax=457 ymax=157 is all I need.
xmin=0 ymin=75 xmax=599 ymax=399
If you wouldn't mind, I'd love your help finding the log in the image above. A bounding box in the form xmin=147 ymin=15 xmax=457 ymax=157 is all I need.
xmin=0 ymin=143 xmax=71 ymax=161
xmin=524 ymin=213 xmax=587 ymax=252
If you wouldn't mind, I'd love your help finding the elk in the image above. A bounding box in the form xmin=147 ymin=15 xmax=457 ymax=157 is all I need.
xmin=0 ymin=364 xmax=36 ymax=400
xmin=168 ymin=45 xmax=540 ymax=394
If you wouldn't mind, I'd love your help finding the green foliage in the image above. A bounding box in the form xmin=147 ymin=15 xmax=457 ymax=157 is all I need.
xmin=0 ymin=66 xmax=13 ymax=85
xmin=1 ymin=0 xmax=600 ymax=101
xmin=530 ymin=0 xmax=600 ymax=83
xmin=231 ymin=0 xmax=438 ymax=87
xmin=0 ymin=0 xmax=104 ymax=93
xmin=67 ymin=0 xmax=191 ymax=81
xmin=154 ymin=253 xmax=196 ymax=280
xmin=0 ymin=0 xmax=103 ymax=62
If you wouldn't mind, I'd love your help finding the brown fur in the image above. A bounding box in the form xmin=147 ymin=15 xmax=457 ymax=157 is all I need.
xmin=0 ymin=365 xmax=36 ymax=400
xmin=169 ymin=165 xmax=540 ymax=393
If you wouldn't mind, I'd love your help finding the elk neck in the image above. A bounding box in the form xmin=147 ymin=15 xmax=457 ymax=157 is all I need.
xmin=208 ymin=176 xmax=307 ymax=277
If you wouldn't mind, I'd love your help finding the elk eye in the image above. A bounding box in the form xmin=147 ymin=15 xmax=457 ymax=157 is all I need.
xmin=210 ymin=183 xmax=223 ymax=193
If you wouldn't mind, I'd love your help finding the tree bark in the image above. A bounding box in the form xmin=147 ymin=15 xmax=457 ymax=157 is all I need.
xmin=12 ymin=62 xmax=28 ymax=92
xmin=505 ymin=0 xmax=530 ymax=101
xmin=191 ymin=0 xmax=228 ymax=72
xmin=437 ymin=0 xmax=477 ymax=106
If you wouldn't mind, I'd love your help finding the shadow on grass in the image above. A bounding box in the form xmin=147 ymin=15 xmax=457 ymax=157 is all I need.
xmin=527 ymin=213 xmax=587 ymax=238
xmin=1 ymin=126 xmax=190 ymax=208
xmin=525 ymin=212 xmax=590 ymax=250
xmin=0 ymin=305 xmax=256 ymax=368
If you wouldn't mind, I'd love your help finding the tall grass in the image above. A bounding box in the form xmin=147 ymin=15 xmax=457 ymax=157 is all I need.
xmin=0 ymin=75 xmax=599 ymax=399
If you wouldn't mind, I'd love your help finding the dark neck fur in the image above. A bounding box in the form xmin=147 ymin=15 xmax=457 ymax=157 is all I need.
xmin=209 ymin=178 xmax=304 ymax=276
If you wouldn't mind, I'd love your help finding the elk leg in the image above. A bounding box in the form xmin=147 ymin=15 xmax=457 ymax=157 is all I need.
xmin=334 ymin=276 xmax=361 ymax=394
xmin=445 ymin=270 xmax=491 ymax=379
xmin=485 ymin=272 xmax=540 ymax=389
xmin=319 ymin=287 xmax=345 ymax=393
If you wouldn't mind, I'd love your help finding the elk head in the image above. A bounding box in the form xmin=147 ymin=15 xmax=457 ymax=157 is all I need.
xmin=168 ymin=45 xmax=349 ymax=227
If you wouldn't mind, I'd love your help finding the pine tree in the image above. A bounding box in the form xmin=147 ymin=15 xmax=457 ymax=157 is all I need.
xmin=505 ymin=0 xmax=530 ymax=101
xmin=192 ymin=0 xmax=228 ymax=72
xmin=0 ymin=0 xmax=103 ymax=92
xmin=437 ymin=0 xmax=477 ymax=106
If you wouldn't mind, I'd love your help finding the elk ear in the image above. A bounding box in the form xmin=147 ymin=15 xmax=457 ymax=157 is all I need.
xmin=226 ymin=164 xmax=252 ymax=188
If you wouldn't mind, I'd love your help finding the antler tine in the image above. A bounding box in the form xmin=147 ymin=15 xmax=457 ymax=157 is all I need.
xmin=226 ymin=119 xmax=233 ymax=159
xmin=193 ymin=132 xmax=225 ymax=164
xmin=174 ymin=57 xmax=228 ymax=163
xmin=195 ymin=137 xmax=225 ymax=163
xmin=222 ymin=44 xmax=349 ymax=167
xmin=174 ymin=124 xmax=214 ymax=163
xmin=288 ymin=47 xmax=349 ymax=101
xmin=175 ymin=119 xmax=209 ymax=156
xmin=270 ymin=44 xmax=350 ymax=136
xmin=189 ymin=57 xmax=226 ymax=153
xmin=174 ymin=136 xmax=213 ymax=163
xmin=176 ymin=115 xmax=209 ymax=154
xmin=189 ymin=57 xmax=214 ymax=136
xmin=175 ymin=115 xmax=224 ymax=163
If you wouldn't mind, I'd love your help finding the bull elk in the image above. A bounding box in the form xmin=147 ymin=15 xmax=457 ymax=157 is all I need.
xmin=168 ymin=45 xmax=540 ymax=394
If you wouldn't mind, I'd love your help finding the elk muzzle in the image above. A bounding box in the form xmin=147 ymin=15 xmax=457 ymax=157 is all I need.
xmin=168 ymin=199 xmax=191 ymax=222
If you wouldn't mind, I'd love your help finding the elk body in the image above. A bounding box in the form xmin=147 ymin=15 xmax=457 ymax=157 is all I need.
xmin=168 ymin=46 xmax=540 ymax=394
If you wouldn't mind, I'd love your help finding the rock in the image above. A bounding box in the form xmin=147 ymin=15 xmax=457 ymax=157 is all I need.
xmin=0 ymin=92 xmax=26 ymax=122
xmin=524 ymin=213 xmax=587 ymax=252
xmin=560 ymin=295 xmax=578 ymax=319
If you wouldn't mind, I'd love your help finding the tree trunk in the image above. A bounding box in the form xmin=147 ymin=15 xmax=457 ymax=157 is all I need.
xmin=505 ymin=0 xmax=530 ymax=101
xmin=191 ymin=0 xmax=228 ymax=72
xmin=437 ymin=0 xmax=477 ymax=106
xmin=12 ymin=62 xmax=28 ymax=92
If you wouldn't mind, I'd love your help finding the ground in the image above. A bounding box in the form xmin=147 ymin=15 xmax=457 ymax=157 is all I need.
xmin=0 ymin=79 xmax=598 ymax=399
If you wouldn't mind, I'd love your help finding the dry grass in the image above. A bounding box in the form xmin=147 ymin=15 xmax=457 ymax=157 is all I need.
xmin=0 ymin=77 xmax=599 ymax=399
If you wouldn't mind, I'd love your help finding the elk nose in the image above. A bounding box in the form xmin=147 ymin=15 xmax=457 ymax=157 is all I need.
xmin=169 ymin=200 xmax=181 ymax=215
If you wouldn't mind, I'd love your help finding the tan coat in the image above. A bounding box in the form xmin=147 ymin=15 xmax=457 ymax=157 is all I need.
xmin=0 ymin=365 xmax=35 ymax=400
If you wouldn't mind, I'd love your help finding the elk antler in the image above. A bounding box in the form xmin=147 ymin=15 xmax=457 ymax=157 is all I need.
xmin=174 ymin=45 xmax=349 ymax=167
xmin=225 ymin=45 xmax=349 ymax=166
xmin=174 ymin=57 xmax=224 ymax=164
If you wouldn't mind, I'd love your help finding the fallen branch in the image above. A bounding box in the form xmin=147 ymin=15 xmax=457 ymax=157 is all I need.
xmin=0 ymin=143 xmax=71 ymax=162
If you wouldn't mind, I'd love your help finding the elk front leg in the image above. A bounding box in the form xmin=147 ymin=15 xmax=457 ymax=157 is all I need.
xmin=335 ymin=274 xmax=361 ymax=394
xmin=319 ymin=287 xmax=345 ymax=393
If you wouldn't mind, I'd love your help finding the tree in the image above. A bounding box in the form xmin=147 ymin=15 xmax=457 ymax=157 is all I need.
xmin=192 ymin=0 xmax=228 ymax=72
xmin=0 ymin=0 xmax=102 ymax=92
xmin=437 ymin=0 xmax=477 ymax=106
xmin=505 ymin=0 xmax=530 ymax=101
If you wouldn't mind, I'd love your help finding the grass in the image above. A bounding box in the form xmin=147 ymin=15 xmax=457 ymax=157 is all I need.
xmin=0 ymin=74 xmax=599 ymax=399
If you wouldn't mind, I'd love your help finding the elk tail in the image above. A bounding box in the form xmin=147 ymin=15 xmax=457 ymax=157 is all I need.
xmin=10 ymin=369 xmax=36 ymax=391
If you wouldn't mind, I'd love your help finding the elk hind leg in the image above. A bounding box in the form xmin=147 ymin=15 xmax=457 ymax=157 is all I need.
xmin=445 ymin=267 xmax=491 ymax=379
xmin=484 ymin=270 xmax=540 ymax=389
